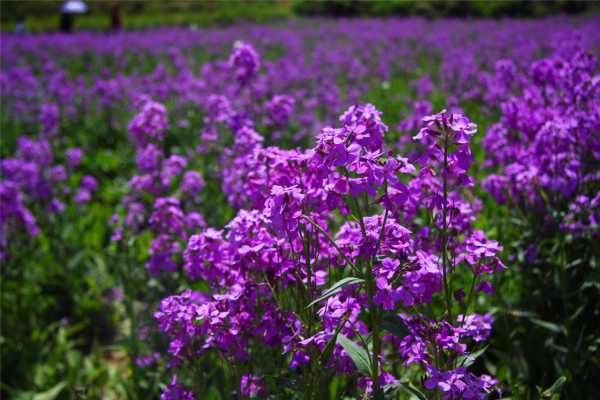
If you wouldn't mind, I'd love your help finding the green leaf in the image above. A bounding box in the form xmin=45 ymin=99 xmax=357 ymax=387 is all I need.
xmin=530 ymin=318 xmax=562 ymax=333
xmin=337 ymin=333 xmax=372 ymax=376
xmin=321 ymin=319 xmax=347 ymax=365
xmin=307 ymin=277 xmax=364 ymax=308
xmin=33 ymin=382 xmax=67 ymax=400
xmin=458 ymin=345 xmax=488 ymax=367
xmin=381 ymin=313 xmax=410 ymax=338
xmin=541 ymin=376 xmax=567 ymax=398
xmin=205 ymin=386 xmax=222 ymax=400
xmin=383 ymin=383 xmax=403 ymax=396
xmin=581 ymin=280 xmax=600 ymax=291
xmin=384 ymin=382 xmax=428 ymax=400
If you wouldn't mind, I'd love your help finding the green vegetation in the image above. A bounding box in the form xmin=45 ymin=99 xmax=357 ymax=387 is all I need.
xmin=2 ymin=0 xmax=598 ymax=32
xmin=1 ymin=1 xmax=293 ymax=32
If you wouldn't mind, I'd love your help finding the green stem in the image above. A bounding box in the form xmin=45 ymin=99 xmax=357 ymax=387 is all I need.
xmin=461 ymin=270 xmax=478 ymax=319
xmin=349 ymin=196 xmax=383 ymax=399
xmin=559 ymin=241 xmax=576 ymax=379
xmin=118 ymin=248 xmax=140 ymax=399
xmin=441 ymin=129 xmax=453 ymax=323
xmin=301 ymin=215 xmax=359 ymax=274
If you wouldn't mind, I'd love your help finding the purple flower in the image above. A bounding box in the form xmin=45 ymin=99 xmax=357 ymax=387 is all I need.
xmin=160 ymin=375 xmax=194 ymax=400
xmin=66 ymin=147 xmax=83 ymax=168
xmin=49 ymin=165 xmax=67 ymax=182
xmin=125 ymin=202 xmax=145 ymax=229
xmin=162 ymin=155 xmax=188 ymax=178
xmin=74 ymin=189 xmax=91 ymax=204
xmin=80 ymin=175 xmax=98 ymax=192
xmin=339 ymin=103 xmax=388 ymax=151
xmin=183 ymin=228 xmax=224 ymax=281
xmin=424 ymin=367 xmax=497 ymax=399
xmin=39 ymin=103 xmax=60 ymax=136
xmin=149 ymin=197 xmax=186 ymax=238
xmin=147 ymin=235 xmax=180 ymax=275
xmin=185 ymin=211 xmax=205 ymax=230
xmin=136 ymin=144 xmax=162 ymax=173
xmin=264 ymin=185 xmax=304 ymax=235
xmin=128 ymin=97 xmax=168 ymax=146
xmin=458 ymin=314 xmax=493 ymax=342
xmin=240 ymin=374 xmax=264 ymax=398
xmin=0 ymin=181 xmax=40 ymax=240
xmin=50 ymin=198 xmax=65 ymax=213
xmin=17 ymin=137 xmax=53 ymax=167
xmin=181 ymin=171 xmax=205 ymax=196
xmin=265 ymin=95 xmax=295 ymax=126
xmin=229 ymin=41 xmax=260 ymax=85
xmin=415 ymin=110 xmax=477 ymax=145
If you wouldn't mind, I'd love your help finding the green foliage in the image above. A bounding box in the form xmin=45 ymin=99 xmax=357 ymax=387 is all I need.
xmin=538 ymin=376 xmax=567 ymax=399
xmin=481 ymin=193 xmax=600 ymax=398
xmin=1 ymin=0 xmax=293 ymax=32
xmin=3 ymin=1 xmax=598 ymax=33
xmin=3 ymin=322 xmax=128 ymax=399
xmin=307 ymin=277 xmax=365 ymax=308
xmin=1 ymin=14 xmax=598 ymax=399
xmin=336 ymin=334 xmax=372 ymax=376
xmin=293 ymin=0 xmax=598 ymax=18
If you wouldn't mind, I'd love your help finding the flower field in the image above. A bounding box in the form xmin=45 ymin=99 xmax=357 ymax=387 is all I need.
xmin=1 ymin=16 xmax=599 ymax=400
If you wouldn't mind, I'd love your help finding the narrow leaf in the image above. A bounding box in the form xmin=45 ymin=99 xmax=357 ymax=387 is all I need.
xmin=320 ymin=317 xmax=348 ymax=365
xmin=337 ymin=333 xmax=372 ymax=376
xmin=307 ymin=277 xmax=364 ymax=308
xmin=458 ymin=345 xmax=488 ymax=367
xmin=530 ymin=318 xmax=562 ymax=333
xmin=541 ymin=376 xmax=567 ymax=398
xmin=33 ymin=382 xmax=67 ymax=400
xmin=384 ymin=382 xmax=428 ymax=400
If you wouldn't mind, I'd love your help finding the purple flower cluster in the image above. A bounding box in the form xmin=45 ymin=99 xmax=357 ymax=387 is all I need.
xmin=265 ymin=94 xmax=295 ymax=126
xmin=1 ymin=136 xmax=95 ymax=259
xmin=2 ymin=16 xmax=600 ymax=399
xmin=229 ymin=41 xmax=260 ymax=86
xmin=161 ymin=375 xmax=195 ymax=400
xmin=483 ymin=48 xmax=600 ymax=238
xmin=128 ymin=96 xmax=169 ymax=146
xmin=153 ymin=41 xmax=503 ymax=394
xmin=6 ymin=18 xmax=596 ymax=151
xmin=111 ymin=97 xmax=207 ymax=277
xmin=39 ymin=103 xmax=60 ymax=137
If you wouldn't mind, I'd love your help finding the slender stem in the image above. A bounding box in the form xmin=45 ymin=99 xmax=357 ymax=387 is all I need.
xmin=301 ymin=226 xmax=317 ymax=400
xmin=301 ymin=215 xmax=359 ymax=274
xmin=368 ymin=277 xmax=383 ymax=400
xmin=559 ymin=241 xmax=576 ymax=377
xmin=303 ymin=226 xmax=313 ymax=301
xmin=116 ymin=245 xmax=140 ymax=399
xmin=370 ymin=209 xmax=389 ymax=400
xmin=441 ymin=129 xmax=453 ymax=323
xmin=347 ymin=195 xmax=383 ymax=399
xmin=461 ymin=270 xmax=478 ymax=318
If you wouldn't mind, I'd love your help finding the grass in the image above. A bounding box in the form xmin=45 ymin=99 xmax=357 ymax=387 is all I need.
xmin=1 ymin=2 xmax=294 ymax=32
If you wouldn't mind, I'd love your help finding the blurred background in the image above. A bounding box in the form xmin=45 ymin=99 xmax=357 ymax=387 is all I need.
xmin=2 ymin=0 xmax=599 ymax=32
